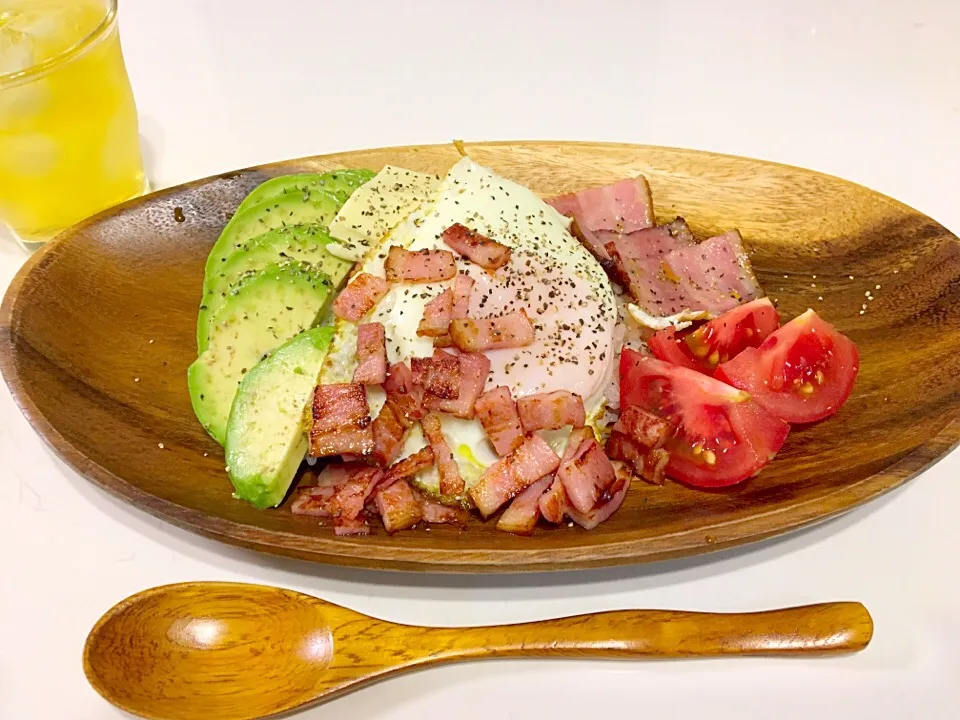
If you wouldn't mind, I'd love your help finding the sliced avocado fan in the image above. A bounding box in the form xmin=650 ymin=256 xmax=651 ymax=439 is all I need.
xmin=234 ymin=169 xmax=375 ymax=216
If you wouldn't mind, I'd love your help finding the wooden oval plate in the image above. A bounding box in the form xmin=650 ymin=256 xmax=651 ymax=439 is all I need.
xmin=2 ymin=141 xmax=958 ymax=572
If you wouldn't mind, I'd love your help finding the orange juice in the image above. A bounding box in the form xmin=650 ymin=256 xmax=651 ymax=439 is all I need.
xmin=0 ymin=0 xmax=145 ymax=246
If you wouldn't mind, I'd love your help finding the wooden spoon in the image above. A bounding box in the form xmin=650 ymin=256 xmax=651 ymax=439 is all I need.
xmin=84 ymin=582 xmax=873 ymax=720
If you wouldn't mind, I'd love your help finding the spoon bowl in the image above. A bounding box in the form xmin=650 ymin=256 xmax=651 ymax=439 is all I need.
xmin=84 ymin=582 xmax=874 ymax=720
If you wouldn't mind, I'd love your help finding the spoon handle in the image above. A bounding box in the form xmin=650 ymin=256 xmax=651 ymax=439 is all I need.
xmin=418 ymin=602 xmax=873 ymax=660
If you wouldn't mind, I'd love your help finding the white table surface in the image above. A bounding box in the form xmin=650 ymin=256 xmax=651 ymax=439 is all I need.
xmin=2 ymin=1 xmax=958 ymax=718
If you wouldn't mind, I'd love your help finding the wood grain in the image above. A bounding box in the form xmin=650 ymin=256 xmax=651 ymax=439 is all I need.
xmin=1 ymin=141 xmax=958 ymax=572
xmin=83 ymin=581 xmax=874 ymax=720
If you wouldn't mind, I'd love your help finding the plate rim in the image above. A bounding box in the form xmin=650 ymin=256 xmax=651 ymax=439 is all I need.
xmin=2 ymin=140 xmax=959 ymax=573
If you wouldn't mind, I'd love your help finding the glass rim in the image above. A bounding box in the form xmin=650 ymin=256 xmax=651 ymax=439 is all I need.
xmin=0 ymin=0 xmax=118 ymax=88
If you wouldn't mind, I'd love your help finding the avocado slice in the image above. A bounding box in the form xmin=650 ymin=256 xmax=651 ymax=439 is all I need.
xmin=204 ymin=190 xmax=341 ymax=277
xmin=197 ymin=224 xmax=352 ymax=352
xmin=225 ymin=326 xmax=335 ymax=509
xmin=234 ymin=170 xmax=374 ymax=216
xmin=188 ymin=262 xmax=333 ymax=444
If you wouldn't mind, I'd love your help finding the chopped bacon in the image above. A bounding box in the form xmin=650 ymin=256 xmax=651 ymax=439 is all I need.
xmin=474 ymin=386 xmax=525 ymax=456
xmin=383 ymin=362 xmax=425 ymax=427
xmin=613 ymin=406 xmax=672 ymax=448
xmin=422 ymin=500 xmax=470 ymax=527
xmin=313 ymin=461 xmax=367 ymax=487
xmin=516 ymin=390 xmax=586 ymax=432
xmin=605 ymin=432 xmax=671 ymax=485
xmin=381 ymin=446 xmax=434 ymax=489
xmin=375 ymin=480 xmax=423 ymax=533
xmin=421 ymin=413 xmax=464 ymax=496
xmin=411 ymin=349 xmax=461 ymax=400
xmin=423 ymin=352 xmax=490 ymax=419
xmin=417 ymin=289 xmax=454 ymax=337
xmin=290 ymin=485 xmax=338 ymax=517
xmin=353 ymin=322 xmax=387 ymax=385
xmin=329 ymin=466 xmax=383 ymax=535
xmin=449 ymin=309 xmax=536 ymax=352
xmin=497 ymin=476 xmax=552 ymax=535
xmin=469 ymin=434 xmax=560 ymax=518
xmin=371 ymin=401 xmax=406 ymax=467
xmin=452 ymin=274 xmax=474 ymax=318
xmin=565 ymin=462 xmax=633 ymax=530
xmin=537 ymin=427 xmax=592 ymax=523
xmin=385 ymin=246 xmax=457 ymax=283
xmin=310 ymin=383 xmax=373 ymax=457
xmin=334 ymin=515 xmax=371 ymax=536
xmin=332 ymin=273 xmax=389 ymax=322
xmin=557 ymin=436 xmax=617 ymax=514
xmin=441 ymin=223 xmax=512 ymax=271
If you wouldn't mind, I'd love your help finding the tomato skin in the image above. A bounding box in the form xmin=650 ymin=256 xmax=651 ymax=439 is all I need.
xmin=715 ymin=309 xmax=859 ymax=423
xmin=648 ymin=298 xmax=780 ymax=374
xmin=619 ymin=349 xmax=789 ymax=488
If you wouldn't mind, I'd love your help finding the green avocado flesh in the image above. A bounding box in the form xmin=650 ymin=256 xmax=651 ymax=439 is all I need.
xmin=188 ymin=262 xmax=333 ymax=445
xmin=234 ymin=170 xmax=375 ymax=216
xmin=196 ymin=224 xmax=352 ymax=352
xmin=204 ymin=189 xmax=342 ymax=278
xmin=225 ymin=326 xmax=335 ymax=509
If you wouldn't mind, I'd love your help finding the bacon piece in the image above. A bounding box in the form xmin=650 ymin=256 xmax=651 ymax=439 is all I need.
xmin=452 ymin=274 xmax=474 ymax=318
xmin=375 ymin=480 xmax=423 ymax=533
xmin=547 ymin=177 xmax=654 ymax=235
xmin=411 ymin=349 xmax=461 ymax=400
xmin=328 ymin=466 xmax=383 ymax=535
xmin=381 ymin=446 xmax=435 ymax=489
xmin=334 ymin=515 xmax=371 ymax=536
xmin=417 ymin=289 xmax=454 ymax=337
xmin=557 ymin=436 xmax=617 ymax=514
xmin=565 ymin=462 xmax=632 ymax=530
xmin=310 ymin=383 xmax=373 ymax=457
xmin=332 ymin=273 xmax=389 ymax=322
xmin=497 ymin=476 xmax=552 ymax=535
xmin=422 ymin=500 xmax=470 ymax=527
xmin=385 ymin=246 xmax=457 ymax=283
xmin=537 ymin=427 xmax=592 ymax=523
xmin=290 ymin=485 xmax=339 ymax=517
xmin=353 ymin=322 xmax=387 ymax=385
xmin=371 ymin=401 xmax=407 ymax=467
xmin=449 ymin=309 xmax=536 ymax=352
xmin=613 ymin=406 xmax=672 ymax=448
xmin=313 ymin=461 xmax=367 ymax=487
xmin=441 ymin=223 xmax=512 ymax=271
xmin=469 ymin=434 xmax=560 ymax=518
xmin=474 ymin=386 xmax=525 ymax=456
xmin=423 ymin=352 xmax=490 ymax=419
xmin=661 ymin=230 xmax=762 ymax=312
xmin=383 ymin=362 xmax=425 ymax=427
xmin=516 ymin=390 xmax=586 ymax=432
xmin=421 ymin=413 xmax=464 ymax=496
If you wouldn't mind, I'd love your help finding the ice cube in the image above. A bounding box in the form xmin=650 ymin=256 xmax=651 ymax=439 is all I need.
xmin=0 ymin=25 xmax=37 ymax=75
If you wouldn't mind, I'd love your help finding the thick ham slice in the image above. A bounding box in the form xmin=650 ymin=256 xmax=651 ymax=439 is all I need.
xmin=385 ymin=246 xmax=457 ymax=283
xmin=371 ymin=401 xmax=407 ymax=467
xmin=310 ymin=383 xmax=373 ymax=458
xmin=422 ymin=500 xmax=470 ymax=527
xmin=537 ymin=427 xmax=592 ymax=523
xmin=421 ymin=413 xmax=465 ymax=496
xmin=417 ymin=289 xmax=454 ymax=337
xmin=441 ymin=223 xmax=512 ymax=271
xmin=375 ymin=480 xmax=423 ymax=533
xmin=381 ymin=446 xmax=434 ymax=489
xmin=548 ymin=177 xmax=654 ymax=234
xmin=423 ymin=352 xmax=490 ymax=419
xmin=474 ymin=386 xmax=525 ymax=456
xmin=449 ymin=309 xmax=536 ymax=352
xmin=411 ymin=349 xmax=461 ymax=400
xmin=353 ymin=322 xmax=387 ymax=385
xmin=496 ymin=476 xmax=552 ymax=535
xmin=516 ymin=390 xmax=586 ymax=432
xmin=290 ymin=485 xmax=338 ymax=517
xmin=383 ymin=361 xmax=425 ymax=427
xmin=332 ymin=273 xmax=389 ymax=322
xmin=661 ymin=230 xmax=762 ymax=313
xmin=469 ymin=434 xmax=560 ymax=518
xmin=566 ymin=462 xmax=633 ymax=530
xmin=557 ymin=436 xmax=617 ymax=514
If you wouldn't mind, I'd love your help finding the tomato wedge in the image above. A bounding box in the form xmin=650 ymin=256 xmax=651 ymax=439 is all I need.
xmin=648 ymin=298 xmax=780 ymax=373
xmin=619 ymin=349 xmax=789 ymax=487
xmin=715 ymin=309 xmax=859 ymax=424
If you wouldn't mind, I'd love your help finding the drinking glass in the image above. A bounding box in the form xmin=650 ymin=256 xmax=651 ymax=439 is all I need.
xmin=0 ymin=0 xmax=146 ymax=250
